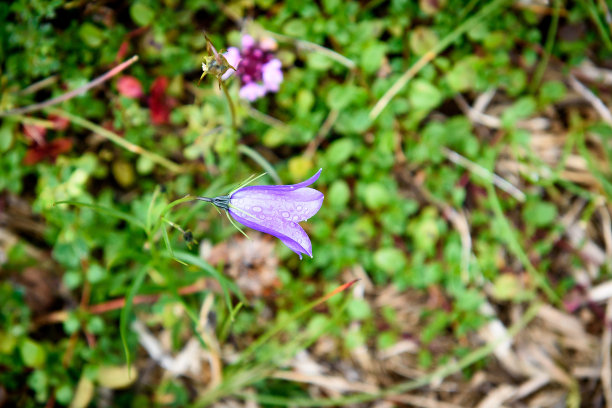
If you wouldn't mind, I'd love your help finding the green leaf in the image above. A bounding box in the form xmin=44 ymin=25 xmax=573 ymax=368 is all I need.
xmin=364 ymin=182 xmax=388 ymax=210
xmin=86 ymin=263 xmax=107 ymax=284
xmin=409 ymin=79 xmax=442 ymax=112
xmin=55 ymin=383 xmax=73 ymax=405
xmin=328 ymin=180 xmax=351 ymax=209
xmin=347 ymin=298 xmax=372 ymax=320
xmin=539 ymin=80 xmax=567 ymax=104
xmin=374 ymin=247 xmax=406 ymax=274
xmin=284 ymin=19 xmax=308 ymax=37
xmin=326 ymin=85 xmax=359 ymax=111
xmin=446 ymin=57 xmax=478 ymax=92
xmin=360 ymin=42 xmax=387 ymax=74
xmin=130 ymin=3 xmax=155 ymax=26
xmin=20 ymin=338 xmax=46 ymax=368
xmin=501 ymin=96 xmax=536 ymax=128
xmin=523 ymin=200 xmax=557 ymax=227
xmin=410 ymin=26 xmax=439 ymax=55
xmin=0 ymin=120 xmax=14 ymax=152
xmin=326 ymin=139 xmax=354 ymax=165
xmin=78 ymin=23 xmax=104 ymax=48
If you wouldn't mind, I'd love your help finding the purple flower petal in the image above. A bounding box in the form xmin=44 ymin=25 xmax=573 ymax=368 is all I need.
xmin=235 ymin=169 xmax=322 ymax=193
xmin=231 ymin=188 xmax=324 ymax=222
xmin=228 ymin=207 xmax=312 ymax=259
xmin=241 ymin=34 xmax=255 ymax=49
xmin=222 ymin=47 xmax=241 ymax=80
xmin=262 ymin=59 xmax=283 ymax=92
xmin=239 ymin=82 xmax=267 ymax=101
xmin=226 ymin=169 xmax=324 ymax=259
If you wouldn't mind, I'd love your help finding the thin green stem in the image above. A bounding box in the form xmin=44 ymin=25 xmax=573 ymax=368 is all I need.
xmin=151 ymin=195 xmax=198 ymax=236
xmin=585 ymin=0 xmax=612 ymax=50
xmin=486 ymin=183 xmax=559 ymax=304
xmin=220 ymin=80 xmax=237 ymax=129
xmin=529 ymin=0 xmax=561 ymax=91
xmin=146 ymin=186 xmax=161 ymax=235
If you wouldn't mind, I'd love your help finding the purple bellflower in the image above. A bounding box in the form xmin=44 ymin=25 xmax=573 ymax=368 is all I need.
xmin=222 ymin=35 xmax=284 ymax=101
xmin=197 ymin=169 xmax=324 ymax=259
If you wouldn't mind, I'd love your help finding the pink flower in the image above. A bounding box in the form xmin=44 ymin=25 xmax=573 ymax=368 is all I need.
xmin=223 ymin=35 xmax=284 ymax=101
xmin=117 ymin=75 xmax=144 ymax=98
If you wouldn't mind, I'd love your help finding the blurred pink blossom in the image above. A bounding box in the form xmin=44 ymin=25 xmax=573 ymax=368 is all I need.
xmin=223 ymin=35 xmax=283 ymax=101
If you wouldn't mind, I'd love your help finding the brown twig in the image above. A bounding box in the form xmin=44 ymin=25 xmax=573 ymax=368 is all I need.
xmin=0 ymin=55 xmax=139 ymax=117
xmin=33 ymin=281 xmax=208 ymax=327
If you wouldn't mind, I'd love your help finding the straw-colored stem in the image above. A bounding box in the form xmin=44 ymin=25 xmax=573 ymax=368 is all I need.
xmin=48 ymin=107 xmax=184 ymax=174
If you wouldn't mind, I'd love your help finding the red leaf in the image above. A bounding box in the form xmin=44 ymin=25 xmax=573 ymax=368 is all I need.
xmin=24 ymin=138 xmax=73 ymax=165
xmin=23 ymin=124 xmax=47 ymax=145
xmin=117 ymin=75 xmax=144 ymax=98
xmin=148 ymin=77 xmax=173 ymax=125
xmin=116 ymin=41 xmax=130 ymax=62
xmin=48 ymin=114 xmax=70 ymax=131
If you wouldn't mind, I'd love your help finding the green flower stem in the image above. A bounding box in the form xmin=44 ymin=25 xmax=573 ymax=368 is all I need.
xmin=219 ymin=80 xmax=237 ymax=129
xmin=48 ymin=107 xmax=184 ymax=174
xmin=529 ymin=0 xmax=561 ymax=91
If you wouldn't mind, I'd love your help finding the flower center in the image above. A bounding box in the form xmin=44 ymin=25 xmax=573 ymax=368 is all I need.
xmin=236 ymin=45 xmax=274 ymax=84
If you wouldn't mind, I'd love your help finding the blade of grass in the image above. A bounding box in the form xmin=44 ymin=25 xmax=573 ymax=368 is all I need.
xmin=369 ymin=0 xmax=511 ymax=120
xmin=529 ymin=0 xmax=561 ymax=91
xmin=237 ymin=144 xmax=281 ymax=184
xmin=120 ymin=265 xmax=148 ymax=373
xmin=173 ymin=250 xmax=247 ymax=312
xmin=485 ymin=182 xmax=559 ymax=304
xmin=48 ymin=107 xmax=184 ymax=174
xmin=151 ymin=195 xmax=197 ymax=235
xmin=219 ymin=302 xmax=244 ymax=342
xmin=585 ymin=0 xmax=612 ymax=51
xmin=146 ymin=186 xmax=161 ymax=235
xmin=576 ymin=129 xmax=612 ymax=200
xmin=54 ymin=200 xmax=146 ymax=230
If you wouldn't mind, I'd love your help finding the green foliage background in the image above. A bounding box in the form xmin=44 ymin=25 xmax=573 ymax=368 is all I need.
xmin=1 ymin=0 xmax=611 ymax=406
